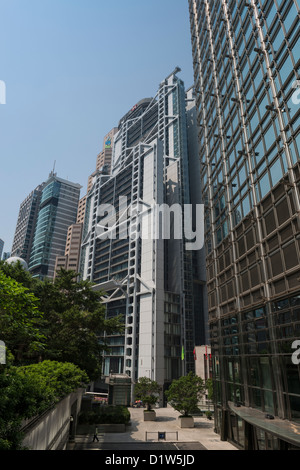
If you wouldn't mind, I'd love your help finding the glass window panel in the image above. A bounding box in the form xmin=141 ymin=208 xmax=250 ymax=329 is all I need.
xmin=265 ymin=2 xmax=277 ymax=30
xmin=259 ymin=172 xmax=271 ymax=198
xmin=279 ymin=54 xmax=294 ymax=85
xmin=285 ymin=359 xmax=300 ymax=395
xmin=289 ymin=395 xmax=300 ymax=420
xmin=291 ymin=35 xmax=300 ymax=60
xmin=272 ymin=25 xmax=285 ymax=52
xmin=264 ymin=390 xmax=275 ymax=414
xmin=242 ymin=194 xmax=251 ymax=216
xmin=260 ymin=357 xmax=273 ymax=389
xmin=264 ymin=124 xmax=276 ymax=153
xmin=269 ymin=157 xmax=283 ymax=186
xmin=283 ymin=3 xmax=298 ymax=33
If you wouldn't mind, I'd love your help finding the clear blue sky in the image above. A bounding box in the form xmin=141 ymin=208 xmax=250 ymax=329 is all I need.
xmin=0 ymin=0 xmax=194 ymax=252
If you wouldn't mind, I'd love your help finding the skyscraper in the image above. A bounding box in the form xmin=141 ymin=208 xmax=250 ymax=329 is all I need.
xmin=189 ymin=0 xmax=300 ymax=450
xmin=29 ymin=172 xmax=81 ymax=279
xmin=80 ymin=69 xmax=207 ymax=402
xmin=54 ymin=195 xmax=87 ymax=277
xmin=0 ymin=239 xmax=4 ymax=260
xmin=54 ymin=128 xmax=118 ymax=279
xmin=11 ymin=184 xmax=44 ymax=263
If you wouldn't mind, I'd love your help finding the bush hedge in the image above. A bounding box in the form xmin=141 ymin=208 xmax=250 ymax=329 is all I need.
xmin=79 ymin=406 xmax=130 ymax=425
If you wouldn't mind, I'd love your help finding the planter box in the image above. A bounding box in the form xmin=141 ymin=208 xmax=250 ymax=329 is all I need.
xmin=178 ymin=416 xmax=194 ymax=428
xmin=143 ymin=410 xmax=156 ymax=421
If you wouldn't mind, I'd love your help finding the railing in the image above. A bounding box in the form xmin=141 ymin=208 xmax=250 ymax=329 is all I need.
xmin=145 ymin=431 xmax=178 ymax=441
xmin=197 ymin=399 xmax=214 ymax=412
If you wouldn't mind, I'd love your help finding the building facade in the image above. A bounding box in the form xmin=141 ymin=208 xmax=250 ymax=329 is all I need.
xmin=189 ymin=0 xmax=300 ymax=450
xmin=11 ymin=184 xmax=44 ymax=264
xmin=29 ymin=172 xmax=81 ymax=279
xmin=87 ymin=128 xmax=118 ymax=193
xmin=0 ymin=239 xmax=4 ymax=260
xmin=54 ymin=195 xmax=87 ymax=278
xmin=80 ymin=69 xmax=207 ymax=401
xmin=55 ymin=128 xmax=118 ymax=279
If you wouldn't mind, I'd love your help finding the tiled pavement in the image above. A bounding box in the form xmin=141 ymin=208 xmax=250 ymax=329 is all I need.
xmin=69 ymin=406 xmax=237 ymax=451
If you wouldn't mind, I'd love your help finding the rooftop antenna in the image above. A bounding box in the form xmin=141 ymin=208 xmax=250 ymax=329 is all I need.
xmin=50 ymin=160 xmax=56 ymax=178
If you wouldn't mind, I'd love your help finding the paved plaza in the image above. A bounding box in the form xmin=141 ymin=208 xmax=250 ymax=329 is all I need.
xmin=70 ymin=406 xmax=237 ymax=451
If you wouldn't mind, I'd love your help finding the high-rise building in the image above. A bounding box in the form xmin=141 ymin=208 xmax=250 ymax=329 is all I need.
xmin=189 ymin=0 xmax=300 ymax=450
xmin=11 ymin=184 xmax=44 ymax=263
xmin=80 ymin=69 xmax=208 ymax=402
xmin=54 ymin=196 xmax=87 ymax=277
xmin=55 ymin=128 xmax=117 ymax=279
xmin=29 ymin=172 xmax=81 ymax=279
xmin=87 ymin=128 xmax=118 ymax=193
xmin=0 ymin=239 xmax=4 ymax=260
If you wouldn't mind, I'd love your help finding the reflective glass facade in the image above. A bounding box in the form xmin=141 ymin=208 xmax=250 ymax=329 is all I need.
xmin=189 ymin=0 xmax=300 ymax=449
xmin=29 ymin=173 xmax=81 ymax=279
xmin=11 ymin=184 xmax=44 ymax=263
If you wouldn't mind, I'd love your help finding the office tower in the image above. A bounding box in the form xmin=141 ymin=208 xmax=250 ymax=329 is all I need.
xmin=54 ymin=223 xmax=83 ymax=275
xmin=95 ymin=128 xmax=118 ymax=173
xmin=54 ymin=196 xmax=87 ymax=277
xmin=189 ymin=0 xmax=300 ymax=450
xmin=80 ymin=69 xmax=207 ymax=401
xmin=55 ymin=128 xmax=117 ymax=278
xmin=0 ymin=239 xmax=4 ymax=259
xmin=11 ymin=184 xmax=44 ymax=263
xmin=77 ymin=196 xmax=87 ymax=224
xmin=87 ymin=128 xmax=118 ymax=193
xmin=29 ymin=172 xmax=81 ymax=279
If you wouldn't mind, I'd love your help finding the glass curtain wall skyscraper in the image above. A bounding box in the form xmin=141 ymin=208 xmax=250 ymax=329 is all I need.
xmin=29 ymin=172 xmax=81 ymax=279
xmin=11 ymin=184 xmax=44 ymax=264
xmin=189 ymin=0 xmax=300 ymax=450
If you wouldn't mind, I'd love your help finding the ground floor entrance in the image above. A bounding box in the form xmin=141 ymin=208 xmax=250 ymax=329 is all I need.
xmin=215 ymin=403 xmax=300 ymax=450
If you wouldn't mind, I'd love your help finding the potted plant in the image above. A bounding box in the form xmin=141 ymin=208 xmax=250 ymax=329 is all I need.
xmin=134 ymin=377 xmax=161 ymax=421
xmin=165 ymin=371 xmax=206 ymax=428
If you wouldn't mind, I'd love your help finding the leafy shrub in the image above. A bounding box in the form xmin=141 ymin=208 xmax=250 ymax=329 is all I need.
xmin=0 ymin=360 xmax=88 ymax=450
xmin=15 ymin=360 xmax=89 ymax=405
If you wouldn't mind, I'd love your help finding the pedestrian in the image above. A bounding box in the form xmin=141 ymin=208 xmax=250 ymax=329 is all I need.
xmin=93 ymin=426 xmax=99 ymax=442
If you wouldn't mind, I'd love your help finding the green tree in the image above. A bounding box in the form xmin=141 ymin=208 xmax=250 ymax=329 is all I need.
xmin=206 ymin=378 xmax=214 ymax=401
xmin=0 ymin=360 xmax=88 ymax=450
xmin=36 ymin=269 xmax=124 ymax=380
xmin=0 ymin=265 xmax=124 ymax=380
xmin=165 ymin=371 xmax=206 ymax=417
xmin=134 ymin=377 xmax=161 ymax=410
xmin=0 ymin=260 xmax=38 ymax=290
xmin=0 ymin=271 xmax=45 ymax=362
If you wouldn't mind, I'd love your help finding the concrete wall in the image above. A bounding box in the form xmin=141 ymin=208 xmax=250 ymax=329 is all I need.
xmin=22 ymin=389 xmax=83 ymax=450
xmin=138 ymin=139 xmax=165 ymax=386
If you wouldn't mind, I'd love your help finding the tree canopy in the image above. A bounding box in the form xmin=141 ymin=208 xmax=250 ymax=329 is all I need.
xmin=0 ymin=261 xmax=124 ymax=450
xmin=134 ymin=377 xmax=161 ymax=410
xmin=0 ymin=262 xmax=124 ymax=379
xmin=0 ymin=360 xmax=88 ymax=450
xmin=0 ymin=270 xmax=44 ymax=362
xmin=165 ymin=371 xmax=206 ymax=416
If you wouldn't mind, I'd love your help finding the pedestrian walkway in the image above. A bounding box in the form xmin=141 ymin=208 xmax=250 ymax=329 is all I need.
xmin=70 ymin=406 xmax=237 ymax=451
